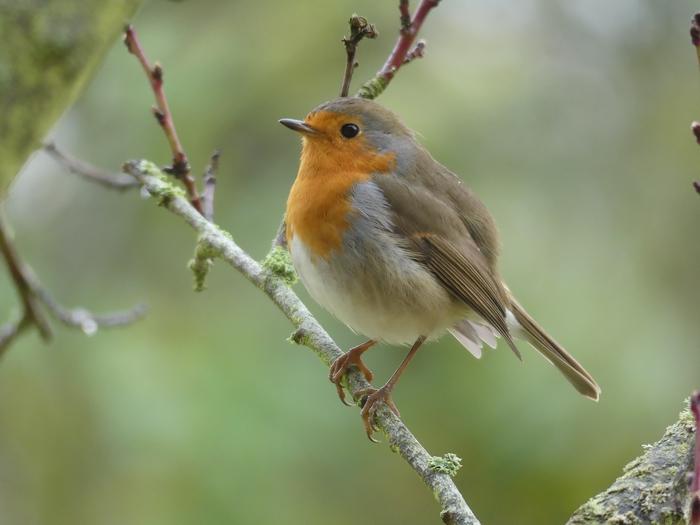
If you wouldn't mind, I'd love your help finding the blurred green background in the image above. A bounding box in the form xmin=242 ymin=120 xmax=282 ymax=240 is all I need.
xmin=1 ymin=1 xmax=699 ymax=524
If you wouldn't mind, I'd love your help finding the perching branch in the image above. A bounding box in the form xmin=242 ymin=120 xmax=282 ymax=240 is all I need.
xmin=54 ymin=17 xmax=471 ymax=517
xmin=357 ymin=0 xmax=440 ymax=99
xmin=121 ymin=160 xmax=479 ymax=525
xmin=123 ymin=25 xmax=204 ymax=215
xmin=0 ymin=211 xmax=145 ymax=357
xmin=340 ymin=15 xmax=378 ymax=97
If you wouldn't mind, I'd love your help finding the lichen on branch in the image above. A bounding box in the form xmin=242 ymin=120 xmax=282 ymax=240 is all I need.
xmin=262 ymin=246 xmax=298 ymax=286
xmin=567 ymin=404 xmax=696 ymax=525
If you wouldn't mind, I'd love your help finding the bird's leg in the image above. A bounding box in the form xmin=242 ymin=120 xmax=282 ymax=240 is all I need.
xmin=329 ymin=339 xmax=377 ymax=405
xmin=356 ymin=335 xmax=427 ymax=442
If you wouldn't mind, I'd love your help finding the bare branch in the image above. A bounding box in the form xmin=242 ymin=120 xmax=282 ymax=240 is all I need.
xmin=43 ymin=142 xmax=139 ymax=191
xmin=340 ymin=14 xmax=378 ymax=97
xmin=0 ymin=314 xmax=32 ymax=358
xmin=32 ymin=284 xmax=147 ymax=335
xmin=0 ymin=213 xmax=52 ymax=343
xmin=202 ymin=150 xmax=220 ymax=222
xmin=124 ymin=159 xmax=481 ymax=525
xmin=690 ymin=17 xmax=700 ymax=194
xmin=0 ymin=208 xmax=145 ymax=356
xmin=357 ymin=0 xmax=440 ymax=99
xmin=123 ymin=25 xmax=203 ymax=215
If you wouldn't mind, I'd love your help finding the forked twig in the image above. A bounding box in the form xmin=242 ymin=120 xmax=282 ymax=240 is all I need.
xmin=0 ymin=213 xmax=52 ymax=348
xmin=0 ymin=211 xmax=145 ymax=357
xmin=123 ymin=25 xmax=204 ymax=214
xmin=357 ymin=0 xmax=440 ymax=99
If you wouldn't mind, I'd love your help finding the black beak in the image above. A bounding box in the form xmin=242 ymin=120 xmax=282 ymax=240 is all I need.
xmin=279 ymin=118 xmax=317 ymax=134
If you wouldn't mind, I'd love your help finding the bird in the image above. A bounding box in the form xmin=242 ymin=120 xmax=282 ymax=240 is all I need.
xmin=279 ymin=97 xmax=600 ymax=440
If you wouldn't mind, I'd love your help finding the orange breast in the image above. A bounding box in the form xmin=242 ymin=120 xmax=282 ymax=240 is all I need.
xmin=286 ymin=120 xmax=396 ymax=260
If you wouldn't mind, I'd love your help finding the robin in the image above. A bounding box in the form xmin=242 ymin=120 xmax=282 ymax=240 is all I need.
xmin=279 ymin=97 xmax=600 ymax=440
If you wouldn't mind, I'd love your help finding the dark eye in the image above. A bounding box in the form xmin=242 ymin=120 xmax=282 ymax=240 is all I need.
xmin=340 ymin=123 xmax=360 ymax=139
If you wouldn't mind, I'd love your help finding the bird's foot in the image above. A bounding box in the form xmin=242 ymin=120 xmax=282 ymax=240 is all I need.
xmin=356 ymin=385 xmax=400 ymax=443
xmin=329 ymin=345 xmax=374 ymax=406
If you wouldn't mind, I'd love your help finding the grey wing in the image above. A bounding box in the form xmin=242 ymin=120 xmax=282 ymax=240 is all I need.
xmin=370 ymin=172 xmax=519 ymax=357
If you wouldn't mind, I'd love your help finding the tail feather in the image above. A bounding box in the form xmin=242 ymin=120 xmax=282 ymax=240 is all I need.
xmin=509 ymin=298 xmax=601 ymax=401
xmin=449 ymin=320 xmax=483 ymax=359
xmin=449 ymin=319 xmax=500 ymax=359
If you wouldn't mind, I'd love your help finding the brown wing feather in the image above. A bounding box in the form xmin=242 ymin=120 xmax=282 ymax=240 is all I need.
xmin=412 ymin=234 xmax=521 ymax=359
xmin=371 ymin=170 xmax=520 ymax=357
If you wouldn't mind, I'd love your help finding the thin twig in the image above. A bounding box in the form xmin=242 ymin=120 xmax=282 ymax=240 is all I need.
xmin=43 ymin=142 xmax=139 ymax=191
xmin=124 ymin=160 xmax=480 ymax=525
xmin=693 ymin=122 xmax=700 ymax=193
xmin=32 ymin=284 xmax=147 ymax=335
xmin=202 ymin=150 xmax=220 ymax=222
xmin=340 ymin=15 xmax=378 ymax=97
xmin=357 ymin=0 xmax=440 ymax=99
xmin=0 ymin=213 xmax=52 ymax=342
xmin=690 ymin=16 xmax=700 ymax=194
xmin=0 ymin=314 xmax=32 ymax=358
xmin=123 ymin=25 xmax=204 ymax=215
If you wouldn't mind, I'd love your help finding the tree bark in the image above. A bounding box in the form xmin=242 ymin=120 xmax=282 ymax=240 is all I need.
xmin=567 ymin=405 xmax=695 ymax=525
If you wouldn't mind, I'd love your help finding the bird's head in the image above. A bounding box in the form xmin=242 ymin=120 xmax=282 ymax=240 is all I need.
xmin=279 ymin=97 xmax=416 ymax=175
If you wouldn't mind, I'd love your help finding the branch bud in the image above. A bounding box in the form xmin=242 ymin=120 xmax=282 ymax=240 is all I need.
xmin=692 ymin=121 xmax=700 ymax=144
xmin=692 ymin=13 xmax=700 ymax=47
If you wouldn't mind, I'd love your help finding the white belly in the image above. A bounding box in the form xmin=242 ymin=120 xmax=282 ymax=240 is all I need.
xmin=289 ymin=233 xmax=466 ymax=346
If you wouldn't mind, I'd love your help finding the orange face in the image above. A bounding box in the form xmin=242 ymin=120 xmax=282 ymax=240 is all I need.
xmin=285 ymin=110 xmax=396 ymax=260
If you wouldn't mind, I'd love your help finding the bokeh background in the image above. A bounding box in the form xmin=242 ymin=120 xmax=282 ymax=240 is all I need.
xmin=1 ymin=1 xmax=699 ymax=523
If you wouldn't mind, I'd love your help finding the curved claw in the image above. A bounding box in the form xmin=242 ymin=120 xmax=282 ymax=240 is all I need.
xmin=357 ymin=386 xmax=400 ymax=442
xmin=328 ymin=345 xmax=375 ymax=405
xmin=334 ymin=380 xmax=352 ymax=406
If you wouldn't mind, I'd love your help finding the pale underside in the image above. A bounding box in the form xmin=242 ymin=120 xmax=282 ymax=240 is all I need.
xmin=289 ymin=180 xmax=503 ymax=356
